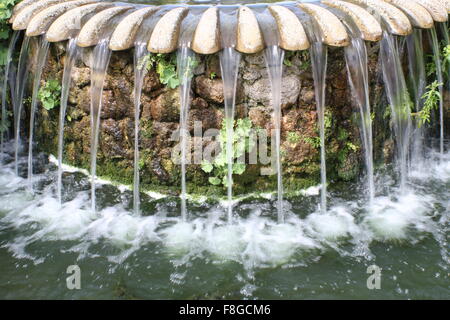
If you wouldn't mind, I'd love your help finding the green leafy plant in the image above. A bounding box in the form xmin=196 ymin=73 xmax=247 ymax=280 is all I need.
xmin=441 ymin=44 xmax=450 ymax=78
xmin=201 ymin=118 xmax=255 ymax=187
xmin=0 ymin=0 xmax=20 ymax=66
xmin=209 ymin=71 xmax=217 ymax=80
xmin=138 ymin=53 xmax=198 ymax=89
xmin=414 ymin=80 xmax=442 ymax=128
xmin=302 ymin=136 xmax=321 ymax=148
xmin=426 ymin=42 xmax=450 ymax=79
xmin=38 ymin=79 xmax=61 ymax=110
xmin=283 ymin=51 xmax=296 ymax=67
xmin=426 ymin=57 xmax=437 ymax=77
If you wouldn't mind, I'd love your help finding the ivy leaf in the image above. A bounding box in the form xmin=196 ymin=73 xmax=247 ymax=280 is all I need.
xmin=208 ymin=177 xmax=221 ymax=185
xmin=201 ymin=161 xmax=213 ymax=173
xmin=232 ymin=163 xmax=246 ymax=175
xmin=222 ymin=175 xmax=229 ymax=187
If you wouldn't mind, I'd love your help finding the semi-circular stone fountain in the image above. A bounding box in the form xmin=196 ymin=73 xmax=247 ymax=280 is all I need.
xmin=3 ymin=0 xmax=450 ymax=218
xmin=10 ymin=0 xmax=449 ymax=53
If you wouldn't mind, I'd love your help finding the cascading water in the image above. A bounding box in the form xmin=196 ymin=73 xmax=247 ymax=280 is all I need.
xmin=407 ymin=30 xmax=426 ymax=114
xmin=56 ymin=38 xmax=79 ymax=206
xmin=177 ymin=46 xmax=196 ymax=221
xmin=264 ymin=45 xmax=285 ymax=223
xmin=440 ymin=21 xmax=449 ymax=45
xmin=255 ymin=7 xmax=285 ymax=222
xmin=13 ymin=36 xmax=30 ymax=175
xmin=406 ymin=29 xmax=426 ymax=164
xmin=429 ymin=27 xmax=445 ymax=156
xmin=89 ymin=39 xmax=112 ymax=213
xmin=217 ymin=7 xmax=240 ymax=223
xmin=219 ymin=47 xmax=241 ymax=223
xmin=0 ymin=30 xmax=20 ymax=164
xmin=344 ymin=32 xmax=375 ymax=207
xmin=132 ymin=43 xmax=148 ymax=215
xmin=27 ymin=38 xmax=50 ymax=191
xmin=309 ymin=35 xmax=328 ymax=214
xmin=379 ymin=32 xmax=412 ymax=193
xmin=174 ymin=9 xmax=204 ymax=220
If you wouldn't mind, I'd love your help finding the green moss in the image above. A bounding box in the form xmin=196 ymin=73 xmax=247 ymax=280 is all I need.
xmin=283 ymin=50 xmax=311 ymax=71
xmin=287 ymin=131 xmax=301 ymax=144
xmin=140 ymin=118 xmax=153 ymax=139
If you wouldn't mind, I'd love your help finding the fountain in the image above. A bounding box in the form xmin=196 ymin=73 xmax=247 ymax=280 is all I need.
xmin=2 ymin=0 xmax=448 ymax=216
xmin=0 ymin=0 xmax=448 ymax=300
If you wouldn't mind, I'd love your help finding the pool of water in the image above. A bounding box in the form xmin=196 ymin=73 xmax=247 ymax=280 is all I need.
xmin=0 ymin=141 xmax=448 ymax=299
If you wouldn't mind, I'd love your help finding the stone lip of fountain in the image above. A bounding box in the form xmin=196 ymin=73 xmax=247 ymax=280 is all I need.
xmin=10 ymin=0 xmax=450 ymax=54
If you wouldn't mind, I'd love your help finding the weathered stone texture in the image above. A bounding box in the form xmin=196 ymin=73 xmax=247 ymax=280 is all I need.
xmin=29 ymin=41 xmax=401 ymax=197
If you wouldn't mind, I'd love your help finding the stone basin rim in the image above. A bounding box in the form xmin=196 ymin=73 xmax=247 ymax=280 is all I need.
xmin=10 ymin=0 xmax=450 ymax=54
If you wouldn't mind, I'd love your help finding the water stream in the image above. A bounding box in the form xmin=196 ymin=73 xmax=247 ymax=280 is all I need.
xmin=177 ymin=46 xmax=196 ymax=221
xmin=132 ymin=43 xmax=148 ymax=216
xmin=57 ymin=38 xmax=80 ymax=206
xmin=264 ymin=46 xmax=285 ymax=223
xmin=310 ymin=36 xmax=328 ymax=214
xmin=0 ymin=31 xmax=20 ymax=164
xmin=27 ymin=38 xmax=50 ymax=192
xmin=379 ymin=32 xmax=412 ymax=193
xmin=344 ymin=34 xmax=375 ymax=206
xmin=13 ymin=36 xmax=30 ymax=176
xmin=89 ymin=40 xmax=112 ymax=213
xmin=218 ymin=6 xmax=240 ymax=223
xmin=219 ymin=47 xmax=241 ymax=223
xmin=406 ymin=29 xmax=426 ymax=165
xmin=429 ymin=27 xmax=444 ymax=156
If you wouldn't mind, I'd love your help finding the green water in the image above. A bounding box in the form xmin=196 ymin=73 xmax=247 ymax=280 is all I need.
xmin=0 ymin=145 xmax=448 ymax=299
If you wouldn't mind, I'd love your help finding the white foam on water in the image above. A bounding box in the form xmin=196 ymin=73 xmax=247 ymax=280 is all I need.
xmin=205 ymin=224 xmax=244 ymax=261
xmin=0 ymin=169 xmax=25 ymax=194
xmin=305 ymin=206 xmax=359 ymax=241
xmin=0 ymin=192 xmax=34 ymax=216
xmin=409 ymin=149 xmax=450 ymax=181
xmin=158 ymin=211 xmax=320 ymax=266
xmin=3 ymin=193 xmax=91 ymax=240
xmin=363 ymin=192 xmax=436 ymax=241
xmin=160 ymin=220 xmax=203 ymax=254
xmin=86 ymin=207 xmax=159 ymax=246
xmin=0 ymin=149 xmax=449 ymax=268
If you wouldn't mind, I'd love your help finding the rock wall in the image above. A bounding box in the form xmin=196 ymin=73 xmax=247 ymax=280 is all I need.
xmin=30 ymin=40 xmax=394 ymax=198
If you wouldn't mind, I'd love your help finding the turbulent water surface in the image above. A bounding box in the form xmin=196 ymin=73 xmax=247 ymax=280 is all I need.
xmin=0 ymin=141 xmax=448 ymax=299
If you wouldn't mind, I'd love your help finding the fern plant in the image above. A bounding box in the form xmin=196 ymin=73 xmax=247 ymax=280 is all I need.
xmin=415 ymin=81 xmax=441 ymax=128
